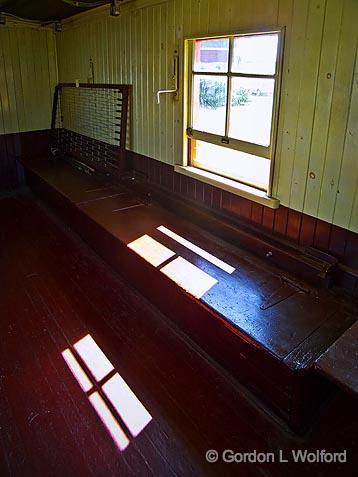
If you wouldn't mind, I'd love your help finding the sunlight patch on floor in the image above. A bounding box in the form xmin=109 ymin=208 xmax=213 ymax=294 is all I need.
xmin=74 ymin=334 xmax=114 ymax=382
xmin=62 ymin=349 xmax=92 ymax=392
xmin=103 ymin=373 xmax=152 ymax=437
xmin=89 ymin=392 xmax=130 ymax=450
xmin=62 ymin=334 xmax=152 ymax=451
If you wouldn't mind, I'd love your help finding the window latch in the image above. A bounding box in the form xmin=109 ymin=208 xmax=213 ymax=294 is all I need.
xmin=221 ymin=137 xmax=229 ymax=145
xmin=186 ymin=127 xmax=193 ymax=136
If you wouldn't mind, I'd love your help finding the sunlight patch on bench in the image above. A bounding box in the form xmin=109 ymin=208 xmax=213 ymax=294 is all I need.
xmin=157 ymin=225 xmax=235 ymax=274
xmin=160 ymin=256 xmax=218 ymax=298
xmin=127 ymin=234 xmax=175 ymax=267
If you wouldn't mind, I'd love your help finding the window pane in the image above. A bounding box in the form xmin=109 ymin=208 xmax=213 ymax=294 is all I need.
xmin=229 ymin=77 xmax=275 ymax=146
xmin=232 ymin=34 xmax=278 ymax=75
xmin=193 ymin=140 xmax=270 ymax=190
xmin=193 ymin=38 xmax=229 ymax=73
xmin=192 ymin=75 xmax=227 ymax=135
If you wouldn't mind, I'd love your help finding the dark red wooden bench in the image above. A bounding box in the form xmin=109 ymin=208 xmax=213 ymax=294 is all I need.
xmin=21 ymin=155 xmax=357 ymax=431
xmin=315 ymin=321 xmax=358 ymax=397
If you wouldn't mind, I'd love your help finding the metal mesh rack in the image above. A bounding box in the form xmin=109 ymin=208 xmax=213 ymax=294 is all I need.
xmin=52 ymin=83 xmax=131 ymax=175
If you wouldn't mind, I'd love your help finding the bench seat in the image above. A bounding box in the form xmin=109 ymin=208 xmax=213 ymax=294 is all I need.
xmin=315 ymin=321 xmax=358 ymax=397
xmin=22 ymin=156 xmax=357 ymax=430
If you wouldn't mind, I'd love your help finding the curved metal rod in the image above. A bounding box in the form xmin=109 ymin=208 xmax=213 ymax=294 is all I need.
xmin=0 ymin=11 xmax=55 ymax=25
xmin=61 ymin=0 xmax=108 ymax=8
xmin=156 ymin=89 xmax=178 ymax=104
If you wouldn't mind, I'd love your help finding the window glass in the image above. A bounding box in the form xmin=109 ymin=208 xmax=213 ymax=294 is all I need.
xmin=187 ymin=31 xmax=282 ymax=193
xmin=229 ymin=77 xmax=275 ymax=146
xmin=192 ymin=75 xmax=227 ymax=135
xmin=193 ymin=140 xmax=270 ymax=190
xmin=231 ymin=34 xmax=278 ymax=75
xmin=194 ymin=38 xmax=229 ymax=73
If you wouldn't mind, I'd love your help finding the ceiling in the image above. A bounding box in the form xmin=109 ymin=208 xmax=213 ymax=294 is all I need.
xmin=0 ymin=0 xmax=105 ymax=21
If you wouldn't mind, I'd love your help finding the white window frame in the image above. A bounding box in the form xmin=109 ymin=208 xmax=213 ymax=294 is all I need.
xmin=178 ymin=28 xmax=285 ymax=207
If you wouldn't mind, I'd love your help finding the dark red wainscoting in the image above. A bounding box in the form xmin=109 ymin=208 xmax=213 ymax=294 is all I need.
xmin=0 ymin=129 xmax=52 ymax=190
xmin=127 ymin=151 xmax=358 ymax=284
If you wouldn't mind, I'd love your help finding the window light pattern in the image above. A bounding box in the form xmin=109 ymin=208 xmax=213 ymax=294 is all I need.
xmin=62 ymin=334 xmax=152 ymax=451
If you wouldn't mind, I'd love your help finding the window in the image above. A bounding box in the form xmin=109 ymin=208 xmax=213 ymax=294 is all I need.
xmin=183 ymin=30 xmax=283 ymax=195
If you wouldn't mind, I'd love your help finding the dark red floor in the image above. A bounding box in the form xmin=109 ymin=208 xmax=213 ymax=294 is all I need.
xmin=0 ymin=193 xmax=357 ymax=476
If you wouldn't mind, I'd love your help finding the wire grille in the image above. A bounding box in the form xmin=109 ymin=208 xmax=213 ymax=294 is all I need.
xmin=52 ymin=84 xmax=130 ymax=174
xmin=55 ymin=86 xmax=123 ymax=146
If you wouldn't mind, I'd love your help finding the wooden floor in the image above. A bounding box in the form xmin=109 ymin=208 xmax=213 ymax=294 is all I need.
xmin=0 ymin=192 xmax=357 ymax=476
xmin=24 ymin=157 xmax=358 ymax=428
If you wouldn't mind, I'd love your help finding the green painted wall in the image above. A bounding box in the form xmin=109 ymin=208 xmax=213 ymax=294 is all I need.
xmin=0 ymin=22 xmax=58 ymax=135
xmin=58 ymin=0 xmax=358 ymax=232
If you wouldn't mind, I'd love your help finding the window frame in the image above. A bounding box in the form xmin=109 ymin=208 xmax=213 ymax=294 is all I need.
xmin=182 ymin=28 xmax=285 ymax=196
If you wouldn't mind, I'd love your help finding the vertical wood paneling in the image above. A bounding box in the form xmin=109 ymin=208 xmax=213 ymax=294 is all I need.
xmin=333 ymin=46 xmax=358 ymax=230
xmin=317 ymin=0 xmax=358 ymax=223
xmin=56 ymin=0 xmax=358 ymax=233
xmin=21 ymin=29 xmax=36 ymax=128
xmin=0 ymin=30 xmax=11 ymax=133
xmin=318 ymin=0 xmax=358 ymax=222
xmin=0 ymin=24 xmax=57 ymax=135
xmin=303 ymin=0 xmax=344 ymax=217
xmin=159 ymin=3 xmax=169 ymax=163
xmin=350 ymin=179 xmax=358 ymax=233
xmin=174 ymin=0 xmax=184 ymax=165
xmin=1 ymin=29 xmax=19 ymax=133
xmin=288 ymin=0 xmax=326 ymax=211
xmin=12 ymin=32 xmax=27 ymax=132
xmin=46 ymin=30 xmax=59 ymax=109
xmin=275 ymin=0 xmax=310 ymax=205
xmin=271 ymin=0 xmax=293 ymax=198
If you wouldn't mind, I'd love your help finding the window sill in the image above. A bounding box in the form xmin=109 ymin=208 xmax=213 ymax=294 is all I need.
xmin=174 ymin=166 xmax=280 ymax=209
